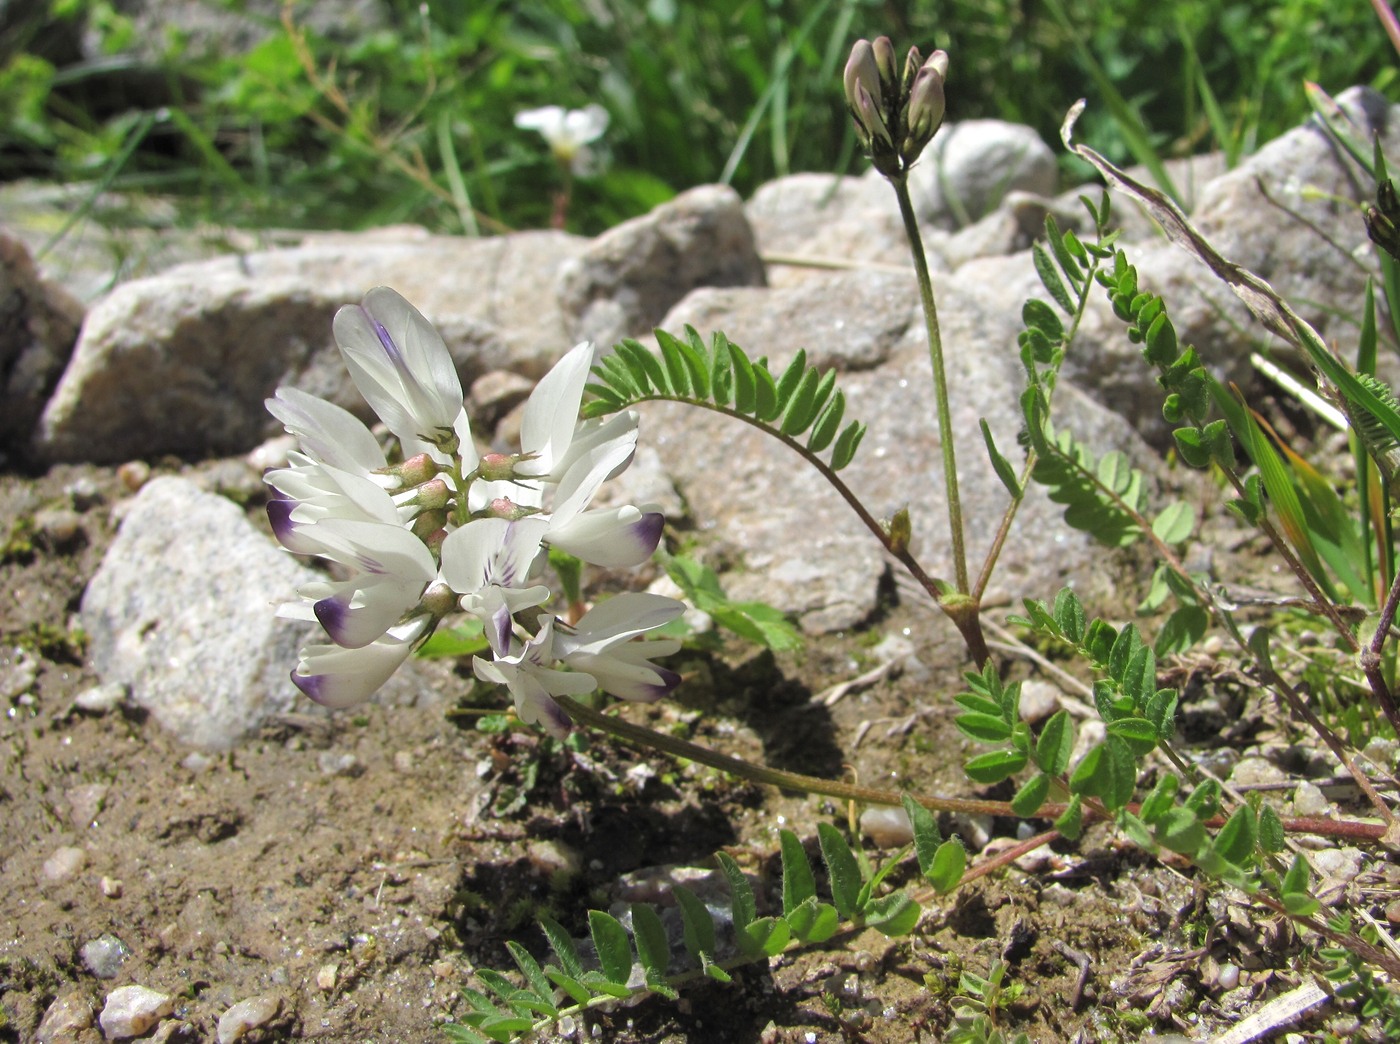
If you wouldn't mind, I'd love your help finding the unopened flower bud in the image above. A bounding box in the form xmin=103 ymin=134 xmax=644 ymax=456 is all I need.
xmin=872 ymin=36 xmax=898 ymax=94
xmin=411 ymin=509 xmax=447 ymax=542
xmin=1368 ymin=178 xmax=1400 ymax=262
xmin=478 ymin=453 xmax=519 ymax=482
xmin=397 ymin=453 xmax=440 ymax=486
xmin=487 ymin=497 xmax=537 ymax=522
xmin=902 ymin=45 xmax=923 ymax=95
xmin=406 ymin=477 xmax=450 ymax=511
xmin=854 ymin=82 xmax=894 ymax=151
xmin=844 ymin=39 xmax=883 ymax=117
xmin=902 ymin=52 xmax=948 ymax=164
xmin=419 ymin=580 xmax=457 ymax=618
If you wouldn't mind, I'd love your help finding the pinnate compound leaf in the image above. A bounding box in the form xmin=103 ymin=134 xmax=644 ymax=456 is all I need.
xmin=780 ymin=829 xmax=817 ymax=915
xmin=588 ymin=910 xmax=634 ymax=986
xmin=817 ymin=822 xmax=863 ymax=920
xmin=617 ymin=339 xmax=669 ymax=394
xmin=442 ymin=1023 xmax=493 ymax=1044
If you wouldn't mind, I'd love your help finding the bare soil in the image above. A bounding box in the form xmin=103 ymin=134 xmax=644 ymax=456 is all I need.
xmin=0 ymin=460 xmax=1391 ymax=1043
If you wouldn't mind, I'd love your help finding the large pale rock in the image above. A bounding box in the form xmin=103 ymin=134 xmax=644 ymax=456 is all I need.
xmin=0 ymin=232 xmax=84 ymax=465
xmin=557 ymin=184 xmax=766 ymax=347
xmin=907 ymin=120 xmax=1059 ymax=229
xmin=35 ymin=229 xmax=585 ymax=464
xmin=80 ymin=476 xmax=317 ymax=748
xmin=648 ymin=256 xmax=1152 ymax=632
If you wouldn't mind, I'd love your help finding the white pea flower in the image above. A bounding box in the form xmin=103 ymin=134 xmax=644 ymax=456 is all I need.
xmin=268 ymin=286 xmax=684 ymax=729
xmin=332 ymin=287 xmax=475 ymax=464
xmin=515 ymin=104 xmax=609 ymax=175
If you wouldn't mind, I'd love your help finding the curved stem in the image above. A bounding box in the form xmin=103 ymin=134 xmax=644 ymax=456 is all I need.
xmin=891 ymin=175 xmax=969 ymax=597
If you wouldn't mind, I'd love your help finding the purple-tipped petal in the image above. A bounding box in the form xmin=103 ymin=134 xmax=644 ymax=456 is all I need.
xmin=546 ymin=507 xmax=664 ymax=568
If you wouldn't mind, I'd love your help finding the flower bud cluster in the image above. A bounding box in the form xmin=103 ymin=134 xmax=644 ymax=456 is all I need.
xmin=265 ymin=287 xmax=683 ymax=736
xmin=843 ymin=37 xmax=949 ymax=179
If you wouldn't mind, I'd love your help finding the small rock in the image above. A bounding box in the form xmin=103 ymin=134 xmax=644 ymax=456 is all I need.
xmin=1292 ymin=781 xmax=1329 ymax=818
xmin=216 ymin=995 xmax=280 ymax=1044
xmin=246 ymin=434 xmax=296 ymax=471
xmin=527 ymin=839 xmax=581 ymax=881
xmin=67 ymin=782 xmax=109 ymax=829
xmin=35 ymin=988 xmax=95 ymax=1043
xmin=101 ymin=876 xmax=124 ymax=898
xmin=317 ymin=752 xmax=361 ymax=777
xmin=42 ymin=845 xmax=87 ymax=884
xmin=1230 ymin=756 xmax=1287 ymax=787
xmin=392 ymin=750 xmax=415 ymax=773
xmin=99 ymin=985 xmax=173 ymax=1039
xmin=65 ymin=475 xmax=104 ymax=510
xmin=116 ymin=460 xmax=151 ymax=492
xmin=34 ymin=507 xmax=83 ymax=547
xmin=74 ymin=681 xmax=128 ymax=714
xmin=1018 ymin=680 xmax=1062 ymax=723
xmin=1 ymin=650 xmax=38 ymax=701
xmin=316 ymin=963 xmax=338 ymax=991
xmin=1313 ymin=847 xmax=1366 ymax=883
xmin=81 ymin=933 xmax=131 ymax=979
xmin=860 ymin=806 xmax=913 ymax=848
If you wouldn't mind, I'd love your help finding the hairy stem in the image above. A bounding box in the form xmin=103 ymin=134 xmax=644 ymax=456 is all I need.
xmin=890 ymin=174 xmax=970 ymax=596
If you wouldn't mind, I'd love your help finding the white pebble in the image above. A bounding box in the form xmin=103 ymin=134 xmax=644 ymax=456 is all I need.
xmin=74 ymin=681 xmax=128 ymax=713
xmin=217 ymin=995 xmax=280 ymax=1043
xmin=35 ymin=989 xmax=94 ymax=1043
xmin=100 ymin=985 xmax=173 ymax=1039
xmin=67 ymin=783 xmax=109 ymax=829
xmin=101 ymin=876 xmax=124 ymax=898
xmin=1217 ymin=962 xmax=1240 ymax=990
xmin=42 ymin=846 xmax=87 ymax=884
xmin=1313 ymin=847 xmax=1366 ymax=883
xmin=1292 ymin=781 xmax=1329 ymax=818
xmin=860 ymin=807 xmax=913 ymax=848
xmin=316 ymin=964 xmax=338 ymax=991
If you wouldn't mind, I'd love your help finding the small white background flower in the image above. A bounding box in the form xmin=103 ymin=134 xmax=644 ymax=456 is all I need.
xmin=515 ymin=104 xmax=609 ymax=175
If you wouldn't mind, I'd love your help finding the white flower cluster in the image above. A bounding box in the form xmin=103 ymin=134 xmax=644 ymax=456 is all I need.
xmin=265 ymin=287 xmax=682 ymax=736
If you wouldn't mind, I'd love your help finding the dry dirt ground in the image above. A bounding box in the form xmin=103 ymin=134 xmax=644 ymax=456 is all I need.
xmin=0 ymin=459 xmax=1393 ymax=1043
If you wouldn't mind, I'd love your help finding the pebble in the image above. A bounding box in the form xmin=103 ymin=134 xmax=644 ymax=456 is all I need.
xmin=1313 ymin=847 xmax=1365 ymax=883
xmin=317 ymin=752 xmax=361 ymax=777
xmin=34 ymin=507 xmax=83 ymax=546
xmin=216 ymin=994 xmax=280 ymax=1043
xmin=74 ymin=681 xmax=128 ymax=714
xmin=1292 ymin=781 xmax=1329 ymax=818
xmin=67 ymin=782 xmax=109 ymax=829
xmin=81 ymin=933 xmax=131 ymax=979
xmin=392 ymin=750 xmax=415 ymax=773
xmin=101 ymin=876 xmax=124 ymax=898
xmin=316 ymin=963 xmax=338 ymax=991
xmin=116 ymin=460 xmax=151 ymax=492
xmin=1 ymin=651 xmax=38 ymax=701
xmin=1018 ymin=680 xmax=1062 ymax=723
xmin=527 ymin=839 xmax=582 ymax=880
xmin=99 ymin=985 xmax=173 ymax=1039
xmin=35 ymin=988 xmax=95 ymax=1043
xmin=1230 ymin=756 xmax=1287 ymax=787
xmin=246 ymin=434 xmax=297 ymax=471
xmin=860 ymin=806 xmax=913 ymax=848
xmin=42 ymin=846 xmax=87 ymax=884
xmin=65 ymin=475 xmax=104 ymax=510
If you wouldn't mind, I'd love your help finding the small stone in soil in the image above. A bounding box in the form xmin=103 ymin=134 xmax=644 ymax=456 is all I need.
xmin=41 ymin=845 xmax=86 ymax=884
xmin=100 ymin=985 xmax=173 ymax=1039
xmin=1291 ymin=781 xmax=1329 ymax=818
xmin=860 ymin=806 xmax=912 ymax=848
xmin=81 ymin=933 xmax=131 ymax=979
xmin=35 ymin=988 xmax=95 ymax=1043
xmin=74 ymin=681 xmax=128 ymax=713
xmin=216 ymin=994 xmax=281 ymax=1044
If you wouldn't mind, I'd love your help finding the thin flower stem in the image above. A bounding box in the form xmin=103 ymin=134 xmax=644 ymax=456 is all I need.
xmin=553 ymin=697 xmax=1387 ymax=842
xmin=1360 ymin=566 xmax=1400 ymax=735
xmin=890 ymin=174 xmax=970 ymax=596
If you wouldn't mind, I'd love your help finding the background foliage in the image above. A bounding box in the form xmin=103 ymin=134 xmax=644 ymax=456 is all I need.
xmin=0 ymin=0 xmax=1395 ymax=234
